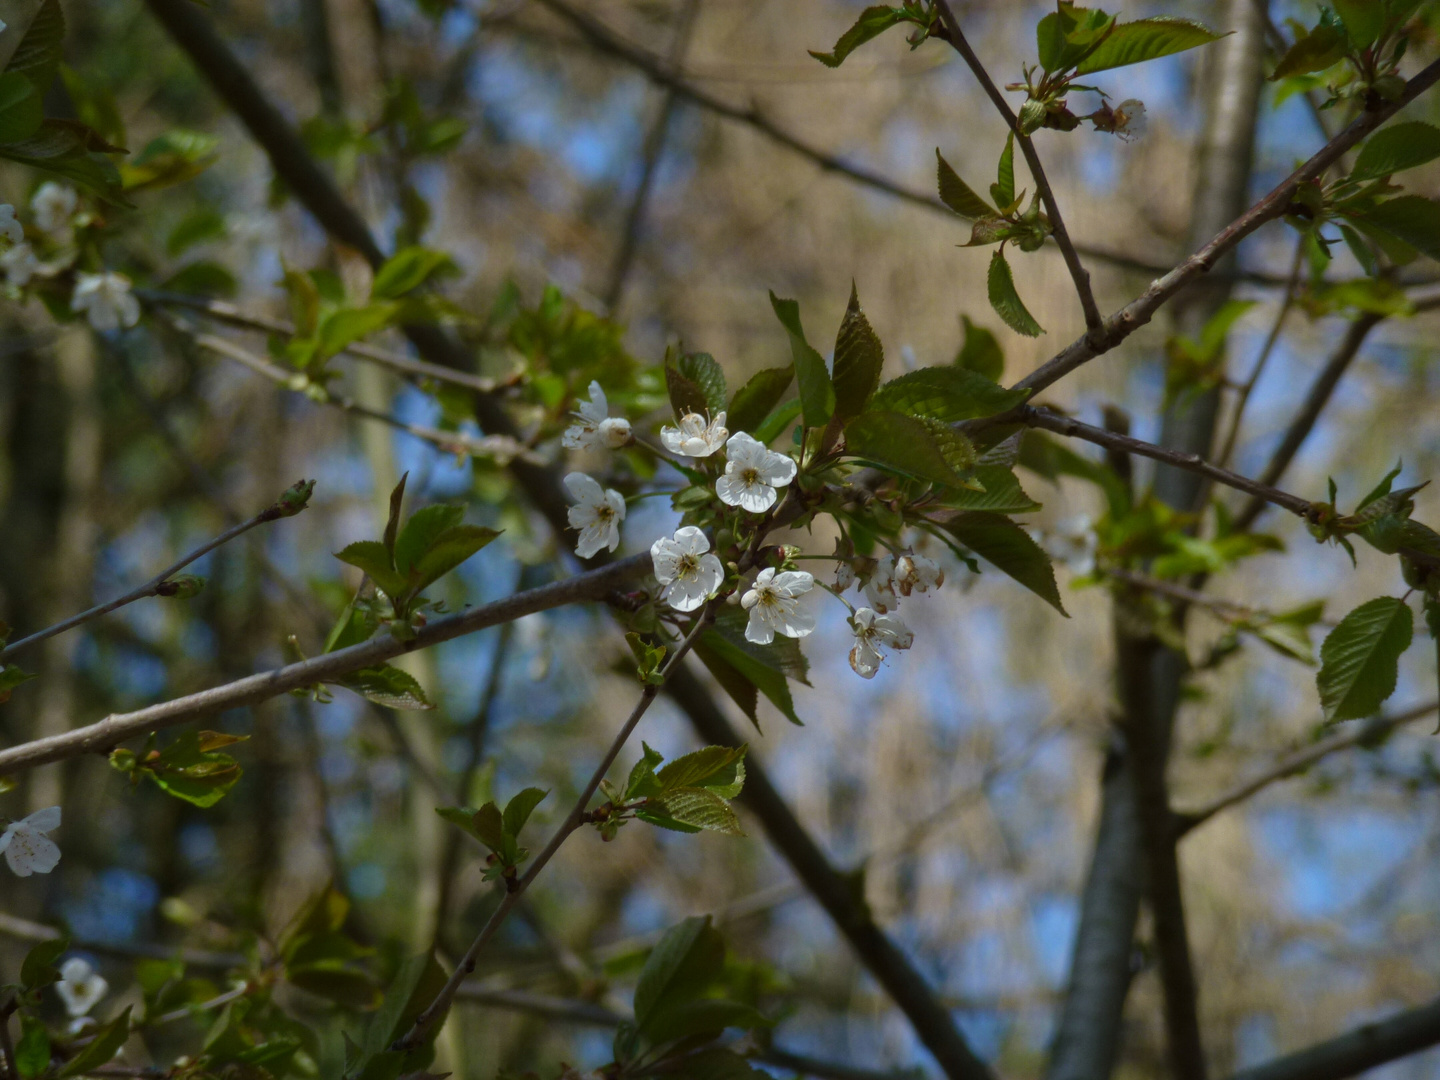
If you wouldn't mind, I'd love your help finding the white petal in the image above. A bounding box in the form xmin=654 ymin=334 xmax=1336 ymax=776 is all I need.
xmin=771 ymin=571 xmax=814 ymax=596
xmin=599 ymin=418 xmax=631 ymax=448
xmin=603 ymin=489 xmax=627 ymax=520
xmin=849 ymin=640 xmax=883 ymax=678
xmin=673 ymin=526 xmax=709 ymax=556
xmin=23 ymin=806 xmax=60 ymax=832
xmin=758 ymin=452 xmax=797 ymax=487
xmin=695 ymin=554 xmax=725 ymax=596
xmin=715 ymin=473 xmax=749 ymax=508
xmin=5 ymin=828 xmax=60 ymax=876
xmin=736 ymin=482 xmax=777 ymax=514
xmin=744 ymin=608 xmax=776 ymax=645
xmin=662 ymin=578 xmax=707 ymax=612
xmin=775 ymin=605 xmax=815 ymax=639
xmin=660 ymin=427 xmax=687 ymax=454
xmin=564 ymin=472 xmax=604 ymax=505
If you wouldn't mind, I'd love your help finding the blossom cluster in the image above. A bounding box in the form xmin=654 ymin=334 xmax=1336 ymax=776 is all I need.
xmin=0 ymin=183 xmax=140 ymax=331
xmin=561 ymin=386 xmax=947 ymax=678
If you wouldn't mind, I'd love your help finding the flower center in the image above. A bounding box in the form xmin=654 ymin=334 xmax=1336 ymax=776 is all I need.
xmin=677 ymin=553 xmax=699 ymax=578
xmin=741 ymin=467 xmax=760 ymax=486
xmin=596 ymin=506 xmax=614 ymax=523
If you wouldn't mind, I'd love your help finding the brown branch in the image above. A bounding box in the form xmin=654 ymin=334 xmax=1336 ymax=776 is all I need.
xmin=1225 ymin=994 xmax=1440 ymax=1080
xmin=0 ymin=554 xmax=653 ymax=777
xmin=391 ymin=606 xmax=717 ymax=1053
xmin=1013 ymin=55 xmax=1440 ymax=396
xmin=1174 ymin=700 xmax=1439 ymax=837
xmin=1018 ymin=405 xmax=1317 ymax=519
xmin=930 ymin=1 xmax=1103 ymax=332
xmin=0 ymin=486 xmax=306 ymax=662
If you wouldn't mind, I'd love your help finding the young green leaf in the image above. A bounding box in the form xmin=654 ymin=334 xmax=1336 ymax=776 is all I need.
xmin=15 ymin=1016 xmax=50 ymax=1079
xmin=727 ymin=366 xmax=794 ymax=435
xmin=1333 ymin=0 xmax=1385 ymax=49
xmin=392 ymin=505 xmax=465 ymax=576
xmin=1317 ymin=597 xmax=1414 ymax=722
xmin=1270 ymin=23 xmax=1348 ymax=79
xmin=869 ymin=366 xmax=1028 ymax=422
xmin=936 ymin=510 xmax=1067 ymax=614
xmin=955 ymin=315 xmax=1005 ymax=382
xmin=936 ymin=149 xmax=994 ymax=219
xmin=700 ymin=629 xmax=803 ymax=726
xmin=1352 ymin=122 xmax=1440 ymax=182
xmin=768 ymin=292 xmax=834 ymax=428
xmin=1076 ymin=17 xmax=1224 ymax=75
xmin=334 ymin=540 xmax=409 ymax=599
xmin=362 ymin=953 xmax=448 ymax=1060
xmin=58 ymin=1008 xmax=132 ymax=1079
xmin=648 ymin=788 xmax=744 ymax=836
xmin=808 ymin=6 xmax=906 ymax=68
xmin=407 ymin=525 xmax=502 ymax=594
xmin=830 ymin=284 xmax=885 ymax=421
xmin=656 ymin=745 xmax=747 ymax=794
xmin=676 ymin=352 xmax=727 ymax=416
xmin=1349 ymin=196 xmax=1440 ymax=264
xmin=991 ymin=134 xmax=1016 ymax=211
xmin=20 ymin=936 xmax=69 ymax=989
xmin=624 ymin=743 xmax=666 ymax=801
xmin=935 ymin=465 xmax=1042 ymax=514
xmin=844 ymin=409 xmax=978 ymax=490
xmin=372 ymin=246 xmax=457 ymax=299
xmin=317 ymin=303 xmax=401 ymax=362
xmin=751 ymin=398 xmax=803 ymax=446
xmin=987 ymin=250 xmax=1044 ymax=337
xmin=502 ymin=787 xmax=548 ymax=840
xmin=339 ymin=665 xmax=433 ymax=710
xmin=632 ymin=916 xmax=725 ymax=1028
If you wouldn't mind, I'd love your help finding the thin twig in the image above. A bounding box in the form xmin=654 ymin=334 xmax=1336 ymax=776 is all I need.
xmin=0 ymin=490 xmax=304 ymax=662
xmin=0 ymin=913 xmax=246 ymax=970
xmin=931 ymin=0 xmax=1103 ymax=331
xmin=391 ymin=605 xmax=717 ymax=1052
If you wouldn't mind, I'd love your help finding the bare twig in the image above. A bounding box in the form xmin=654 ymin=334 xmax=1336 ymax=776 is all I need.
xmin=391 ymin=606 xmax=717 ymax=1053
xmin=931 ymin=1 xmax=1103 ymax=331
xmin=0 ymin=554 xmax=653 ymax=777
xmin=0 ymin=488 xmax=305 ymax=662
xmin=1225 ymin=993 xmax=1440 ymax=1080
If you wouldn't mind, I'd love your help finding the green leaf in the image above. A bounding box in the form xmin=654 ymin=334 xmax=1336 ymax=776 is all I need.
xmin=727 ymin=366 xmax=794 ymax=435
xmin=676 ymin=352 xmax=727 ymax=416
xmin=693 ymin=641 xmax=761 ymax=728
xmin=1350 ymin=196 xmax=1440 ymax=264
xmin=502 ymin=787 xmax=547 ymax=840
xmin=0 ymin=662 xmax=37 ymax=703
xmin=1334 ymin=0 xmax=1385 ymax=49
xmin=844 ymin=409 xmax=977 ymax=489
xmin=1035 ymin=4 xmax=1116 ymax=73
xmin=1352 ymin=122 xmax=1440 ymax=181
xmin=20 ymin=936 xmax=68 ymax=989
xmin=1076 ymin=17 xmax=1224 ymax=75
xmin=363 ymin=953 xmax=448 ymax=1059
xmin=656 ymin=745 xmax=747 ymax=793
xmin=633 ymin=917 xmax=724 ymax=1028
xmin=937 ymin=510 xmax=1067 ymax=614
xmin=936 ymin=149 xmax=994 ymax=219
xmin=318 ymin=303 xmax=401 ymax=361
xmin=408 ymin=525 xmax=501 ymax=594
xmin=652 ymin=787 xmax=744 ymax=835
xmin=339 ymin=665 xmax=433 ymax=710
xmin=1271 ymin=24 xmax=1348 ymax=79
xmin=700 ymin=630 xmax=802 ymax=727
xmin=1317 ymin=597 xmax=1414 ymax=722
xmin=642 ymin=997 xmax=769 ymax=1045
xmin=830 ymin=284 xmax=885 ymax=421
xmin=394 ymin=504 xmax=466 ymax=578
xmin=15 ymin=1016 xmax=50 ymax=1079
xmin=119 ymin=129 xmax=219 ymax=192
xmin=987 ymin=250 xmax=1044 ymax=337
xmin=955 ymin=315 xmax=1004 ymax=382
xmin=0 ymin=72 xmax=42 ymax=144
xmin=7 ymin=0 xmax=66 ymax=99
xmin=808 ymin=6 xmax=906 ymax=67
xmin=470 ymin=802 xmax=506 ymax=853
xmin=709 ymin=608 xmax=810 ymax=685
xmin=936 ymin=465 xmax=1042 ymax=514
xmin=624 ymin=743 xmax=666 ymax=801
xmin=870 ymin=365 xmax=1028 ymax=422
xmin=751 ymin=398 xmax=803 ymax=447
xmin=335 ymin=540 xmax=408 ymax=599
xmin=665 ymin=353 xmax=711 ymax=420
xmin=769 ymin=292 xmax=834 ymax=428
xmin=992 ymin=134 xmax=1016 ymax=211
xmin=372 ymin=246 xmax=457 ymax=299
xmin=58 ymin=1008 xmax=132 ymax=1078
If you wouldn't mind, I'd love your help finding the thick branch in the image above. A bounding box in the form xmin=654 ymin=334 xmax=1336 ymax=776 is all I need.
xmin=0 ymin=555 xmax=652 ymax=776
xmin=1226 ymin=995 xmax=1440 ymax=1080
xmin=931 ymin=1 xmax=1102 ymax=331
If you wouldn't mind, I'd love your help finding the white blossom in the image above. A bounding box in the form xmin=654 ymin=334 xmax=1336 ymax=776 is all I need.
xmin=848 ymin=607 xmax=914 ymax=679
xmin=1 ymin=242 xmax=38 ymax=287
xmin=741 ymin=568 xmax=815 ymax=645
xmin=1041 ymin=514 xmax=1098 ymax=576
xmin=72 ymin=272 xmax=140 ymax=332
xmin=0 ymin=806 xmax=61 ymax=877
xmin=833 ymin=561 xmax=856 ymax=592
xmin=0 ymin=204 xmax=21 ymax=246
xmin=893 ymin=553 xmax=944 ymax=597
xmin=31 ymin=182 xmax=77 ymax=234
xmin=1113 ymin=99 xmax=1147 ymax=143
xmin=56 ymin=958 xmax=108 ymax=1018
xmin=716 ymin=432 xmax=796 ymax=514
xmin=862 ymin=557 xmax=899 ymax=613
xmin=651 ymin=526 xmax=725 ymax=612
xmin=562 ymin=381 xmax=631 ymax=451
xmin=565 ymin=472 xmax=626 ymax=558
xmin=660 ymin=411 xmax=728 ymax=458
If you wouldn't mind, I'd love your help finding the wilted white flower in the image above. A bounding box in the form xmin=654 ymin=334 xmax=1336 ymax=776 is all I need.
xmin=0 ymin=204 xmax=21 ymax=246
xmin=1 ymin=242 xmax=38 ymax=287
xmin=31 ymin=182 xmax=77 ymax=234
xmin=741 ymin=568 xmax=815 ymax=645
xmin=716 ymin=432 xmax=796 ymax=514
xmin=651 ymin=526 xmax=725 ymax=612
xmin=834 ymin=561 xmax=856 ymax=592
xmin=848 ymin=607 xmax=914 ymax=679
xmin=660 ymin=411 xmax=728 ymax=458
xmin=562 ymin=381 xmax=631 ymax=451
xmin=564 ymin=472 xmax=625 ymax=558
xmin=72 ymin=272 xmax=140 ymax=332
xmin=893 ymin=553 xmax=944 ymax=597
xmin=1112 ymin=99 xmax=1147 ymax=142
xmin=56 ymin=958 xmax=108 ymax=1018
xmin=862 ymin=557 xmax=899 ymax=614
xmin=0 ymin=806 xmax=61 ymax=877
xmin=1041 ymin=514 xmax=1098 ymax=576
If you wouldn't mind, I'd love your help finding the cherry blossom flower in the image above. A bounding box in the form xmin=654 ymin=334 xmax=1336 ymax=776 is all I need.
xmin=56 ymin=958 xmax=108 ymax=1018
xmin=565 ymin=472 xmax=626 ymax=558
xmin=1 ymin=242 xmax=37 ymax=287
xmin=848 ymin=607 xmax=914 ymax=679
xmin=716 ymin=432 xmax=796 ymax=514
xmin=862 ymin=557 xmax=899 ymax=613
xmin=651 ymin=526 xmax=724 ymax=612
xmin=741 ymin=568 xmax=815 ymax=644
xmin=0 ymin=204 xmax=21 ymax=246
xmin=660 ymin=411 xmax=728 ymax=458
xmin=72 ymin=272 xmax=140 ymax=332
xmin=1112 ymin=100 xmax=1147 ymax=142
xmin=0 ymin=806 xmax=61 ymax=876
xmin=31 ymin=182 xmax=76 ymax=234
xmin=893 ymin=553 xmax=944 ymax=596
xmin=833 ymin=561 xmax=856 ymax=592
xmin=1040 ymin=514 xmax=1098 ymax=576
xmin=562 ymin=381 xmax=631 ymax=451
